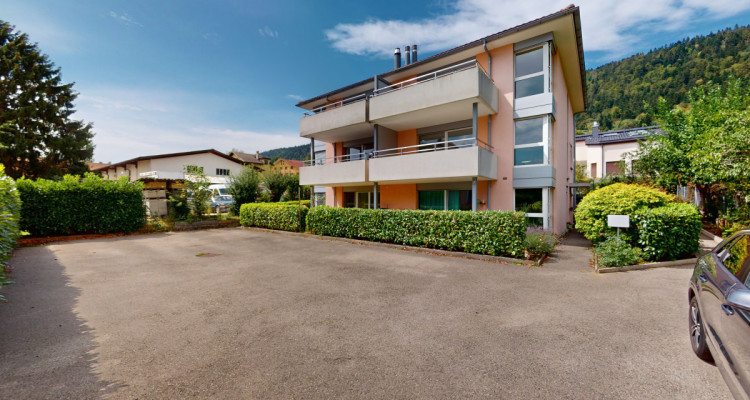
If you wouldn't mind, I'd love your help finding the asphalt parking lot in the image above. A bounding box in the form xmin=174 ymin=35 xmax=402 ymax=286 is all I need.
xmin=0 ymin=228 xmax=730 ymax=399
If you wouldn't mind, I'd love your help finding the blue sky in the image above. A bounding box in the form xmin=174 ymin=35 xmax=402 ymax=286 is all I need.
xmin=4 ymin=0 xmax=750 ymax=163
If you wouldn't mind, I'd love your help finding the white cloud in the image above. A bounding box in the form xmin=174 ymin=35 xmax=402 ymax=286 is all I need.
xmin=108 ymin=11 xmax=143 ymax=27
xmin=325 ymin=0 xmax=750 ymax=62
xmin=73 ymin=87 xmax=305 ymax=163
xmin=202 ymin=32 xmax=220 ymax=43
xmin=258 ymin=26 xmax=279 ymax=38
xmin=286 ymin=94 xmax=304 ymax=101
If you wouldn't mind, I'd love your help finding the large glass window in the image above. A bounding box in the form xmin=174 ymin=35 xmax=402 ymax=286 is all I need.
xmin=419 ymin=127 xmax=474 ymax=150
xmin=514 ymin=45 xmax=549 ymax=99
xmin=344 ymin=142 xmax=373 ymax=161
xmin=514 ymin=117 xmax=548 ymax=166
xmin=313 ymin=150 xmax=326 ymax=166
xmin=515 ymin=188 xmax=548 ymax=229
xmin=418 ymin=190 xmax=472 ymax=210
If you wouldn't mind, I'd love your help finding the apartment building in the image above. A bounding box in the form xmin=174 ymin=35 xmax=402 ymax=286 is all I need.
xmin=297 ymin=6 xmax=586 ymax=234
xmin=575 ymin=123 xmax=661 ymax=178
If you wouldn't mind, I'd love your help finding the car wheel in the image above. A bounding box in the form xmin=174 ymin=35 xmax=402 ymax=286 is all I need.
xmin=689 ymin=296 xmax=713 ymax=362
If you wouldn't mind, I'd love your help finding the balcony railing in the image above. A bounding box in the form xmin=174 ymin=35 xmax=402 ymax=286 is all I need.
xmin=303 ymin=137 xmax=493 ymax=166
xmin=372 ymin=60 xmax=489 ymax=97
xmin=301 ymin=60 xmax=491 ymax=118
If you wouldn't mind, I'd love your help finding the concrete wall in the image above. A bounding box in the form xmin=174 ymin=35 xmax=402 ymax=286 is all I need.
xmin=368 ymin=147 xmax=496 ymax=184
xmin=300 ymin=100 xmax=367 ymax=138
xmin=551 ymin=50 xmax=575 ymax=234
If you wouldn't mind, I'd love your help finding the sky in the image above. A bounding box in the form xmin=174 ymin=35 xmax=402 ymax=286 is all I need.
xmin=4 ymin=0 xmax=750 ymax=163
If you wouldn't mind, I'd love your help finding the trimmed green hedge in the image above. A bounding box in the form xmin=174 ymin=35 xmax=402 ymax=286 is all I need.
xmin=575 ymin=183 xmax=674 ymax=244
xmin=306 ymin=207 xmax=527 ymax=258
xmin=17 ymin=174 xmax=146 ymax=236
xmin=634 ymin=202 xmax=702 ymax=261
xmin=274 ymin=200 xmax=311 ymax=206
xmin=239 ymin=203 xmax=308 ymax=232
xmin=0 ymin=167 xmax=21 ymax=292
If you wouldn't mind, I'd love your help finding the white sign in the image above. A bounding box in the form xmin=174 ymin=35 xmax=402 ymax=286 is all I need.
xmin=608 ymin=215 xmax=630 ymax=228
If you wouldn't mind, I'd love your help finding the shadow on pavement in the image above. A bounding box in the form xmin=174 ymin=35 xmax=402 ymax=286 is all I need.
xmin=0 ymin=246 xmax=125 ymax=399
xmin=560 ymin=229 xmax=593 ymax=248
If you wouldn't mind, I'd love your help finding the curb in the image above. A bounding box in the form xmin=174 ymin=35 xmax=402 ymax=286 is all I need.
xmin=701 ymin=229 xmax=723 ymax=245
xmin=241 ymin=227 xmax=535 ymax=266
xmin=596 ymin=257 xmax=697 ymax=273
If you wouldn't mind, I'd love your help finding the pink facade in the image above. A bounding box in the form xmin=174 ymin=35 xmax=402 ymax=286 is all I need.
xmin=303 ymin=7 xmax=586 ymax=234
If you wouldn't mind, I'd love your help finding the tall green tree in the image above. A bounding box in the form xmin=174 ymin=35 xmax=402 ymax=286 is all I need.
xmin=633 ymin=78 xmax=750 ymax=209
xmin=227 ymin=167 xmax=260 ymax=214
xmin=0 ymin=20 xmax=94 ymax=179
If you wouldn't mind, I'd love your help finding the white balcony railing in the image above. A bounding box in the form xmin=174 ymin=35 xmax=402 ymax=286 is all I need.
xmin=303 ymin=137 xmax=493 ymax=166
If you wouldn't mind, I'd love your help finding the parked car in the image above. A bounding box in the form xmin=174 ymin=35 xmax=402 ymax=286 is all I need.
xmin=689 ymin=229 xmax=750 ymax=399
xmin=210 ymin=195 xmax=234 ymax=214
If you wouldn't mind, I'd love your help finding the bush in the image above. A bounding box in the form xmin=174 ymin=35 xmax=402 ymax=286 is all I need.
xmin=306 ymin=207 xmax=527 ymax=258
xmin=0 ymin=166 xmax=21 ymax=296
xmin=525 ymin=227 xmax=557 ymax=259
xmin=227 ymin=167 xmax=261 ymax=215
xmin=167 ymin=190 xmax=190 ymax=220
xmin=184 ymin=164 xmax=211 ymax=216
xmin=595 ymin=236 xmax=642 ymax=267
xmin=634 ymin=202 xmax=702 ymax=261
xmin=16 ymin=174 xmax=146 ymax=236
xmin=239 ymin=203 xmax=308 ymax=232
xmin=575 ymin=183 xmax=674 ymax=244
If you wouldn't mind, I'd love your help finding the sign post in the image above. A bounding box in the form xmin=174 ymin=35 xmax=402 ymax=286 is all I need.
xmin=607 ymin=215 xmax=630 ymax=239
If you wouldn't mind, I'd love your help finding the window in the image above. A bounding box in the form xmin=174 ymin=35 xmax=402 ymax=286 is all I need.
xmin=515 ymin=188 xmax=549 ymax=229
xmin=418 ymin=190 xmax=472 ymax=210
xmin=185 ymin=165 xmax=203 ymax=174
xmin=591 ymin=163 xmax=597 ymax=179
xmin=216 ymin=168 xmax=230 ymax=176
xmin=419 ymin=127 xmax=474 ymax=150
xmin=344 ymin=142 xmax=374 ymax=161
xmin=344 ymin=191 xmax=378 ymax=209
xmin=514 ymin=44 xmax=550 ymax=99
xmin=606 ymin=161 xmax=623 ymax=176
xmin=514 ymin=117 xmax=549 ymax=166
xmin=720 ymin=235 xmax=750 ymax=276
xmin=314 ymin=150 xmax=326 ymax=166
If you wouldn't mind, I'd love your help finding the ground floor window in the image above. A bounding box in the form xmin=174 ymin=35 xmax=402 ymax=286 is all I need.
xmin=344 ymin=191 xmax=378 ymax=209
xmin=312 ymin=192 xmax=325 ymax=207
xmin=418 ymin=190 xmax=472 ymax=211
xmin=515 ymin=188 xmax=549 ymax=229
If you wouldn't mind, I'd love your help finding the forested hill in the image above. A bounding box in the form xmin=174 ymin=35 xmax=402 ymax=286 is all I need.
xmin=577 ymin=24 xmax=750 ymax=132
xmin=260 ymin=144 xmax=309 ymax=161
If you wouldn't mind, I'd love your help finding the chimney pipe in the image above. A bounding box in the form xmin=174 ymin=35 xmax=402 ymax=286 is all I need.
xmin=405 ymin=45 xmax=411 ymax=65
xmin=394 ymin=47 xmax=401 ymax=69
xmin=592 ymin=121 xmax=600 ymax=135
xmin=412 ymin=44 xmax=417 ymax=63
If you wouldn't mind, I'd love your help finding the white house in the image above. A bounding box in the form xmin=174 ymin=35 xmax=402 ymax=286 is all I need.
xmin=575 ymin=124 xmax=661 ymax=179
xmin=95 ymin=149 xmax=245 ymax=183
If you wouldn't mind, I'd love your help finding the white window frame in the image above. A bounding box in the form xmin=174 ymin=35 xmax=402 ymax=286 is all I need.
xmin=514 ymin=188 xmax=550 ymax=230
xmin=513 ymin=115 xmax=551 ymax=167
xmin=514 ymin=43 xmax=551 ymax=99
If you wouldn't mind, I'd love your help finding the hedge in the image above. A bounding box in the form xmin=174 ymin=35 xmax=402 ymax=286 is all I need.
xmin=239 ymin=202 xmax=308 ymax=232
xmin=575 ymin=183 xmax=674 ymax=244
xmin=17 ymin=174 xmax=146 ymax=236
xmin=0 ymin=167 xmax=21 ymax=292
xmin=634 ymin=202 xmax=702 ymax=261
xmin=306 ymin=207 xmax=527 ymax=258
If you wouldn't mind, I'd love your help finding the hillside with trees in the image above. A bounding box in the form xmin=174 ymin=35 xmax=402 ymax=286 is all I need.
xmin=260 ymin=144 xmax=308 ymax=161
xmin=577 ymin=24 xmax=750 ymax=132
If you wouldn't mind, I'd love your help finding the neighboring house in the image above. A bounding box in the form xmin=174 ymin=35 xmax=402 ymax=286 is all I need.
xmin=271 ymin=158 xmax=304 ymax=175
xmin=229 ymin=151 xmax=271 ymax=171
xmin=94 ymin=149 xmax=245 ymax=217
xmin=86 ymin=162 xmax=110 ymax=172
xmin=575 ymin=123 xmax=661 ymax=179
xmin=296 ymin=6 xmax=586 ymax=233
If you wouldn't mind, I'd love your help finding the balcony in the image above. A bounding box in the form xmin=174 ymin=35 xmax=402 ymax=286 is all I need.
xmin=299 ymin=94 xmax=369 ymax=142
xmin=299 ymin=157 xmax=368 ymax=187
xmin=369 ymin=60 xmax=499 ymax=131
xmin=300 ymin=138 xmax=496 ymax=186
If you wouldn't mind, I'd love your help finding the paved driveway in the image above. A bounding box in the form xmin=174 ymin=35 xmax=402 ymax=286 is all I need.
xmin=0 ymin=228 xmax=730 ymax=399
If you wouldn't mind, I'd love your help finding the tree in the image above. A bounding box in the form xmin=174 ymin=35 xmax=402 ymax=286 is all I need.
xmin=227 ymin=167 xmax=260 ymax=214
xmin=183 ymin=164 xmax=211 ymax=216
xmin=633 ymin=78 xmax=750 ymax=215
xmin=0 ymin=21 xmax=94 ymax=179
xmin=261 ymin=170 xmax=289 ymax=202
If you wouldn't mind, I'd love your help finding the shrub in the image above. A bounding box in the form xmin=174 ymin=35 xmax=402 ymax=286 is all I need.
xmin=575 ymin=183 xmax=674 ymax=244
xmin=167 ymin=190 xmax=190 ymax=221
xmin=227 ymin=167 xmax=261 ymax=215
xmin=16 ymin=174 xmax=146 ymax=236
xmin=306 ymin=207 xmax=527 ymax=258
xmin=0 ymin=166 xmax=21 ymax=296
xmin=595 ymin=236 xmax=642 ymax=267
xmin=525 ymin=227 xmax=557 ymax=259
xmin=634 ymin=202 xmax=702 ymax=261
xmin=184 ymin=164 xmax=211 ymax=216
xmin=239 ymin=203 xmax=308 ymax=232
